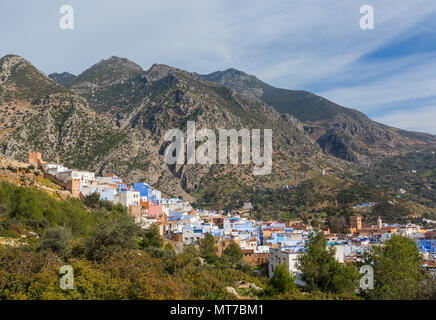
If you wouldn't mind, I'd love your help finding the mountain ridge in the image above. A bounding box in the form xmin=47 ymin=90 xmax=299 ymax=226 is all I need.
xmin=1 ymin=55 xmax=339 ymax=205
xmin=198 ymin=67 xmax=436 ymax=162
xmin=3 ymin=54 xmax=436 ymax=210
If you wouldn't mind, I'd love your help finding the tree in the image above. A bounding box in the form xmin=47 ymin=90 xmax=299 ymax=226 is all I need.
xmin=174 ymin=244 xmax=200 ymax=269
xmin=84 ymin=193 xmax=101 ymax=209
xmin=86 ymin=214 xmax=140 ymax=261
xmin=327 ymin=215 xmax=346 ymax=234
xmin=268 ymin=263 xmax=295 ymax=294
xmin=366 ymin=235 xmax=425 ymax=300
xmin=222 ymin=241 xmax=243 ymax=267
xmin=40 ymin=226 xmax=72 ymax=258
xmin=325 ymin=205 xmax=353 ymax=233
xmin=164 ymin=242 xmax=174 ymax=252
xmin=200 ymin=233 xmax=218 ymax=264
xmin=297 ymin=232 xmax=360 ymax=295
xmin=139 ymin=224 xmax=163 ymax=249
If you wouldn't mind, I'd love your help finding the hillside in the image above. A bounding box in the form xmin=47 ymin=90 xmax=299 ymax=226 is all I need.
xmin=48 ymin=72 xmax=76 ymax=85
xmin=1 ymin=55 xmax=344 ymax=203
xmin=3 ymin=54 xmax=436 ymax=216
xmin=0 ymin=55 xmax=69 ymax=102
xmin=0 ymin=177 xmax=266 ymax=300
xmin=359 ymin=148 xmax=436 ymax=209
xmin=60 ymin=57 xmax=349 ymax=196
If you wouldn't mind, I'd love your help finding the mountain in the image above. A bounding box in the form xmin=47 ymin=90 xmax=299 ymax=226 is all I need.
xmin=1 ymin=55 xmax=343 ymax=205
xmin=65 ymin=56 xmax=143 ymax=87
xmin=198 ymin=68 xmax=436 ymax=162
xmin=0 ymin=55 xmax=68 ymax=102
xmin=48 ymin=72 xmax=76 ymax=85
xmin=63 ymin=58 xmax=346 ymax=200
xmin=2 ymin=54 xmax=436 ymax=214
xmin=0 ymin=55 xmax=128 ymax=170
xmin=197 ymin=68 xmax=357 ymax=121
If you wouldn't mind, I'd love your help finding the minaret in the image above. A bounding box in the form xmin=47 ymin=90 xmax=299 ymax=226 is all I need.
xmin=377 ymin=217 xmax=382 ymax=229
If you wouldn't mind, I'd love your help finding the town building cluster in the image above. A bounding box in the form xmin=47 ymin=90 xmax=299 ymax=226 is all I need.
xmin=29 ymin=152 xmax=436 ymax=279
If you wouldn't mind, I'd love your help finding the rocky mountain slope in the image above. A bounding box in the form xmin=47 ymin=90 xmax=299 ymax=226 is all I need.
xmin=1 ymin=55 xmax=345 ymax=203
xmin=0 ymin=55 xmax=127 ymax=170
xmin=198 ymin=68 xmax=436 ymax=163
xmin=3 ymin=54 xmax=436 ymax=211
xmin=0 ymin=55 xmax=69 ymax=102
xmin=48 ymin=72 xmax=76 ymax=85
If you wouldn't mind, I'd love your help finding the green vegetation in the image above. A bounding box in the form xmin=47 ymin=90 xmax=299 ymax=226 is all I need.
xmin=0 ymin=181 xmax=435 ymax=300
xmin=364 ymin=235 xmax=430 ymax=300
xmin=39 ymin=226 xmax=72 ymax=258
xmin=139 ymin=224 xmax=164 ymax=249
xmin=265 ymin=263 xmax=295 ymax=295
xmin=199 ymin=233 xmax=218 ymax=264
xmin=0 ymin=181 xmax=264 ymax=300
xmin=222 ymin=241 xmax=243 ymax=267
xmin=297 ymin=232 xmax=360 ymax=296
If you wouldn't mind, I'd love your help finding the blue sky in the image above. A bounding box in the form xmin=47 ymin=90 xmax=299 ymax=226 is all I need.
xmin=1 ymin=0 xmax=436 ymax=133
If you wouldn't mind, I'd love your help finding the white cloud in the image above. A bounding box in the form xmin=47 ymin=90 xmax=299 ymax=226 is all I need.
xmin=318 ymin=52 xmax=436 ymax=112
xmin=374 ymin=105 xmax=436 ymax=134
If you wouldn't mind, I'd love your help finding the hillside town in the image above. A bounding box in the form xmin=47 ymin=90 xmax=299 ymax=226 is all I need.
xmin=8 ymin=152 xmax=432 ymax=279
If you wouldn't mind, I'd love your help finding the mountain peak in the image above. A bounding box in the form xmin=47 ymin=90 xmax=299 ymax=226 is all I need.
xmin=223 ymin=67 xmax=250 ymax=75
xmin=144 ymin=63 xmax=184 ymax=82
xmin=198 ymin=67 xmax=265 ymax=101
xmin=201 ymin=67 xmax=258 ymax=81
xmin=99 ymin=56 xmax=142 ymax=68
xmin=68 ymin=56 xmax=144 ymax=86
xmin=0 ymin=54 xmax=68 ymax=101
xmin=48 ymin=72 xmax=77 ymax=85
xmin=1 ymin=55 xmax=33 ymax=80
xmin=0 ymin=54 xmax=26 ymax=65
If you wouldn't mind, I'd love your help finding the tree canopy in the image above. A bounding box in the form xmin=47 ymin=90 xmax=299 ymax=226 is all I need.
xmin=200 ymin=233 xmax=218 ymax=264
xmin=297 ymin=232 xmax=360 ymax=296
xmin=365 ymin=235 xmax=426 ymax=300
xmin=222 ymin=241 xmax=243 ymax=267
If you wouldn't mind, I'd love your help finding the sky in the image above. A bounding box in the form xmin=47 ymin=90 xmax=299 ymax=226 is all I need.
xmin=1 ymin=0 xmax=436 ymax=133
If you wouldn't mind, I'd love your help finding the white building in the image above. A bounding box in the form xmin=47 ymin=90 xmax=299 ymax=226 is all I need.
xmin=55 ymin=170 xmax=95 ymax=184
xmin=268 ymin=243 xmax=345 ymax=281
xmin=44 ymin=163 xmax=69 ymax=176
xmin=398 ymin=224 xmax=422 ymax=237
xmin=182 ymin=227 xmax=205 ymax=245
xmin=114 ymin=190 xmax=140 ymax=207
xmin=240 ymin=238 xmax=258 ymax=250
xmin=162 ymin=201 xmax=192 ymax=214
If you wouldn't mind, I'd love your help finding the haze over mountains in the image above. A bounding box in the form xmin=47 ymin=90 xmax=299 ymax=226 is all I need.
xmin=1 ymin=54 xmax=436 ymax=207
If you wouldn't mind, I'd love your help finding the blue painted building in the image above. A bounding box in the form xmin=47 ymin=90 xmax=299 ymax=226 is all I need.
xmin=100 ymin=188 xmax=114 ymax=201
xmin=134 ymin=182 xmax=152 ymax=199
xmin=417 ymin=239 xmax=436 ymax=254
xmin=151 ymin=189 xmax=161 ymax=203
xmin=233 ymin=221 xmax=254 ymax=233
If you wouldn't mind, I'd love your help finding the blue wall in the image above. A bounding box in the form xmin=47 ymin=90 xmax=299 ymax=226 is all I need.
xmin=100 ymin=188 xmax=114 ymax=201
xmin=134 ymin=182 xmax=152 ymax=198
